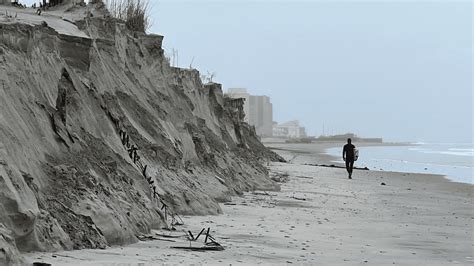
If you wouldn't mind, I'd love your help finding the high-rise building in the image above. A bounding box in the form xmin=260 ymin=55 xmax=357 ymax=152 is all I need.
xmin=226 ymin=88 xmax=273 ymax=137
xmin=248 ymin=95 xmax=273 ymax=137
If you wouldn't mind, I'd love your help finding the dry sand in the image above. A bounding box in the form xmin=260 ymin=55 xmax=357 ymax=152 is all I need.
xmin=24 ymin=144 xmax=473 ymax=265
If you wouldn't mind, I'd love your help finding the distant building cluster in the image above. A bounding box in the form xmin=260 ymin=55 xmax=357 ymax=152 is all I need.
xmin=226 ymin=88 xmax=273 ymax=137
xmin=316 ymin=133 xmax=383 ymax=143
xmin=272 ymin=120 xmax=307 ymax=139
xmin=226 ymin=88 xmax=308 ymax=139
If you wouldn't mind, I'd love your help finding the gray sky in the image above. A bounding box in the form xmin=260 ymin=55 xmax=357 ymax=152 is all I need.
xmin=150 ymin=0 xmax=472 ymax=143
xmin=18 ymin=0 xmax=473 ymax=142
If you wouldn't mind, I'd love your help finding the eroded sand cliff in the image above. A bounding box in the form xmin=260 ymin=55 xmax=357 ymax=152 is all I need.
xmin=0 ymin=3 xmax=283 ymax=263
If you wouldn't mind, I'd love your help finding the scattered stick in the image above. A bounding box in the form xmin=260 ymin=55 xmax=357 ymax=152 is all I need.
xmin=156 ymin=233 xmax=182 ymax=239
xmin=204 ymin=227 xmax=210 ymax=243
xmin=290 ymin=196 xmax=307 ymax=201
xmin=187 ymin=231 xmax=194 ymax=241
xmin=137 ymin=235 xmax=177 ymax=242
xmin=191 ymin=228 xmax=206 ymax=241
xmin=170 ymin=246 xmax=224 ymax=251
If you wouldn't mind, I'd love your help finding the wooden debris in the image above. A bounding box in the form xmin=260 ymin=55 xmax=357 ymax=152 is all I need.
xmin=156 ymin=233 xmax=182 ymax=239
xmin=193 ymin=228 xmax=206 ymax=241
xmin=204 ymin=227 xmax=211 ymax=243
xmin=291 ymin=196 xmax=307 ymax=201
xmin=137 ymin=234 xmax=177 ymax=242
xmin=171 ymin=245 xmax=225 ymax=251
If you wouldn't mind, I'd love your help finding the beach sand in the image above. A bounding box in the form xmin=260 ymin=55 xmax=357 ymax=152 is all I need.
xmin=25 ymin=143 xmax=473 ymax=265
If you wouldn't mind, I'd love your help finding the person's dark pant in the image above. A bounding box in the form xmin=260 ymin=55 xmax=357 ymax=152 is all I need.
xmin=345 ymin=159 xmax=354 ymax=177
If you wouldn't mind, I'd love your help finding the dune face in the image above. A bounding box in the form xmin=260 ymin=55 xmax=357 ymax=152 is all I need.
xmin=0 ymin=5 xmax=282 ymax=263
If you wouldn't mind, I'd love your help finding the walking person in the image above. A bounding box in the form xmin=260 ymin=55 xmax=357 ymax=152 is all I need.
xmin=342 ymin=138 xmax=356 ymax=179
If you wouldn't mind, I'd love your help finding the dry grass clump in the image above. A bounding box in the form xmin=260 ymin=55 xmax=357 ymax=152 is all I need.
xmin=105 ymin=0 xmax=151 ymax=32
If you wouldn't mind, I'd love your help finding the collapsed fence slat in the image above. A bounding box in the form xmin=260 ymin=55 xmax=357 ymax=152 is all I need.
xmin=194 ymin=228 xmax=206 ymax=241
xmin=204 ymin=227 xmax=210 ymax=244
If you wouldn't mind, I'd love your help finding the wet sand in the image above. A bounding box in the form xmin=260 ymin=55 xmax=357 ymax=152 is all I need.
xmin=25 ymin=144 xmax=473 ymax=265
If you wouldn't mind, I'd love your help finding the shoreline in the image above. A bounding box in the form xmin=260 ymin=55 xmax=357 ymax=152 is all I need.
xmin=266 ymin=142 xmax=473 ymax=186
xmin=24 ymin=147 xmax=473 ymax=265
xmin=265 ymin=141 xmax=401 ymax=168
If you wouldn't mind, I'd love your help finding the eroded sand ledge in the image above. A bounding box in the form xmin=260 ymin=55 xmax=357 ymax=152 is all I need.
xmin=0 ymin=2 xmax=283 ymax=262
xmin=25 ymin=147 xmax=473 ymax=265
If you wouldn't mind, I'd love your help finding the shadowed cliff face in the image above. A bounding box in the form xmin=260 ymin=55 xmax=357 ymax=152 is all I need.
xmin=0 ymin=8 xmax=283 ymax=263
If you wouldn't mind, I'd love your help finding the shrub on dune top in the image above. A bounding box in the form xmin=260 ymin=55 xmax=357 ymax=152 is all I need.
xmin=104 ymin=0 xmax=151 ymax=32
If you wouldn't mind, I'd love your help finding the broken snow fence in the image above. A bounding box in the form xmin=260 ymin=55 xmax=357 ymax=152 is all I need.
xmin=171 ymin=227 xmax=224 ymax=251
xmin=104 ymin=107 xmax=184 ymax=229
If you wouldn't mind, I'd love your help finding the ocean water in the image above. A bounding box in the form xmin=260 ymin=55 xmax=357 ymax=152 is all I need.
xmin=326 ymin=143 xmax=474 ymax=184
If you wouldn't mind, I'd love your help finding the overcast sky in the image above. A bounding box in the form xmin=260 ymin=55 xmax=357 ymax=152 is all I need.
xmin=149 ymin=0 xmax=472 ymax=143
xmin=18 ymin=0 xmax=473 ymax=143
